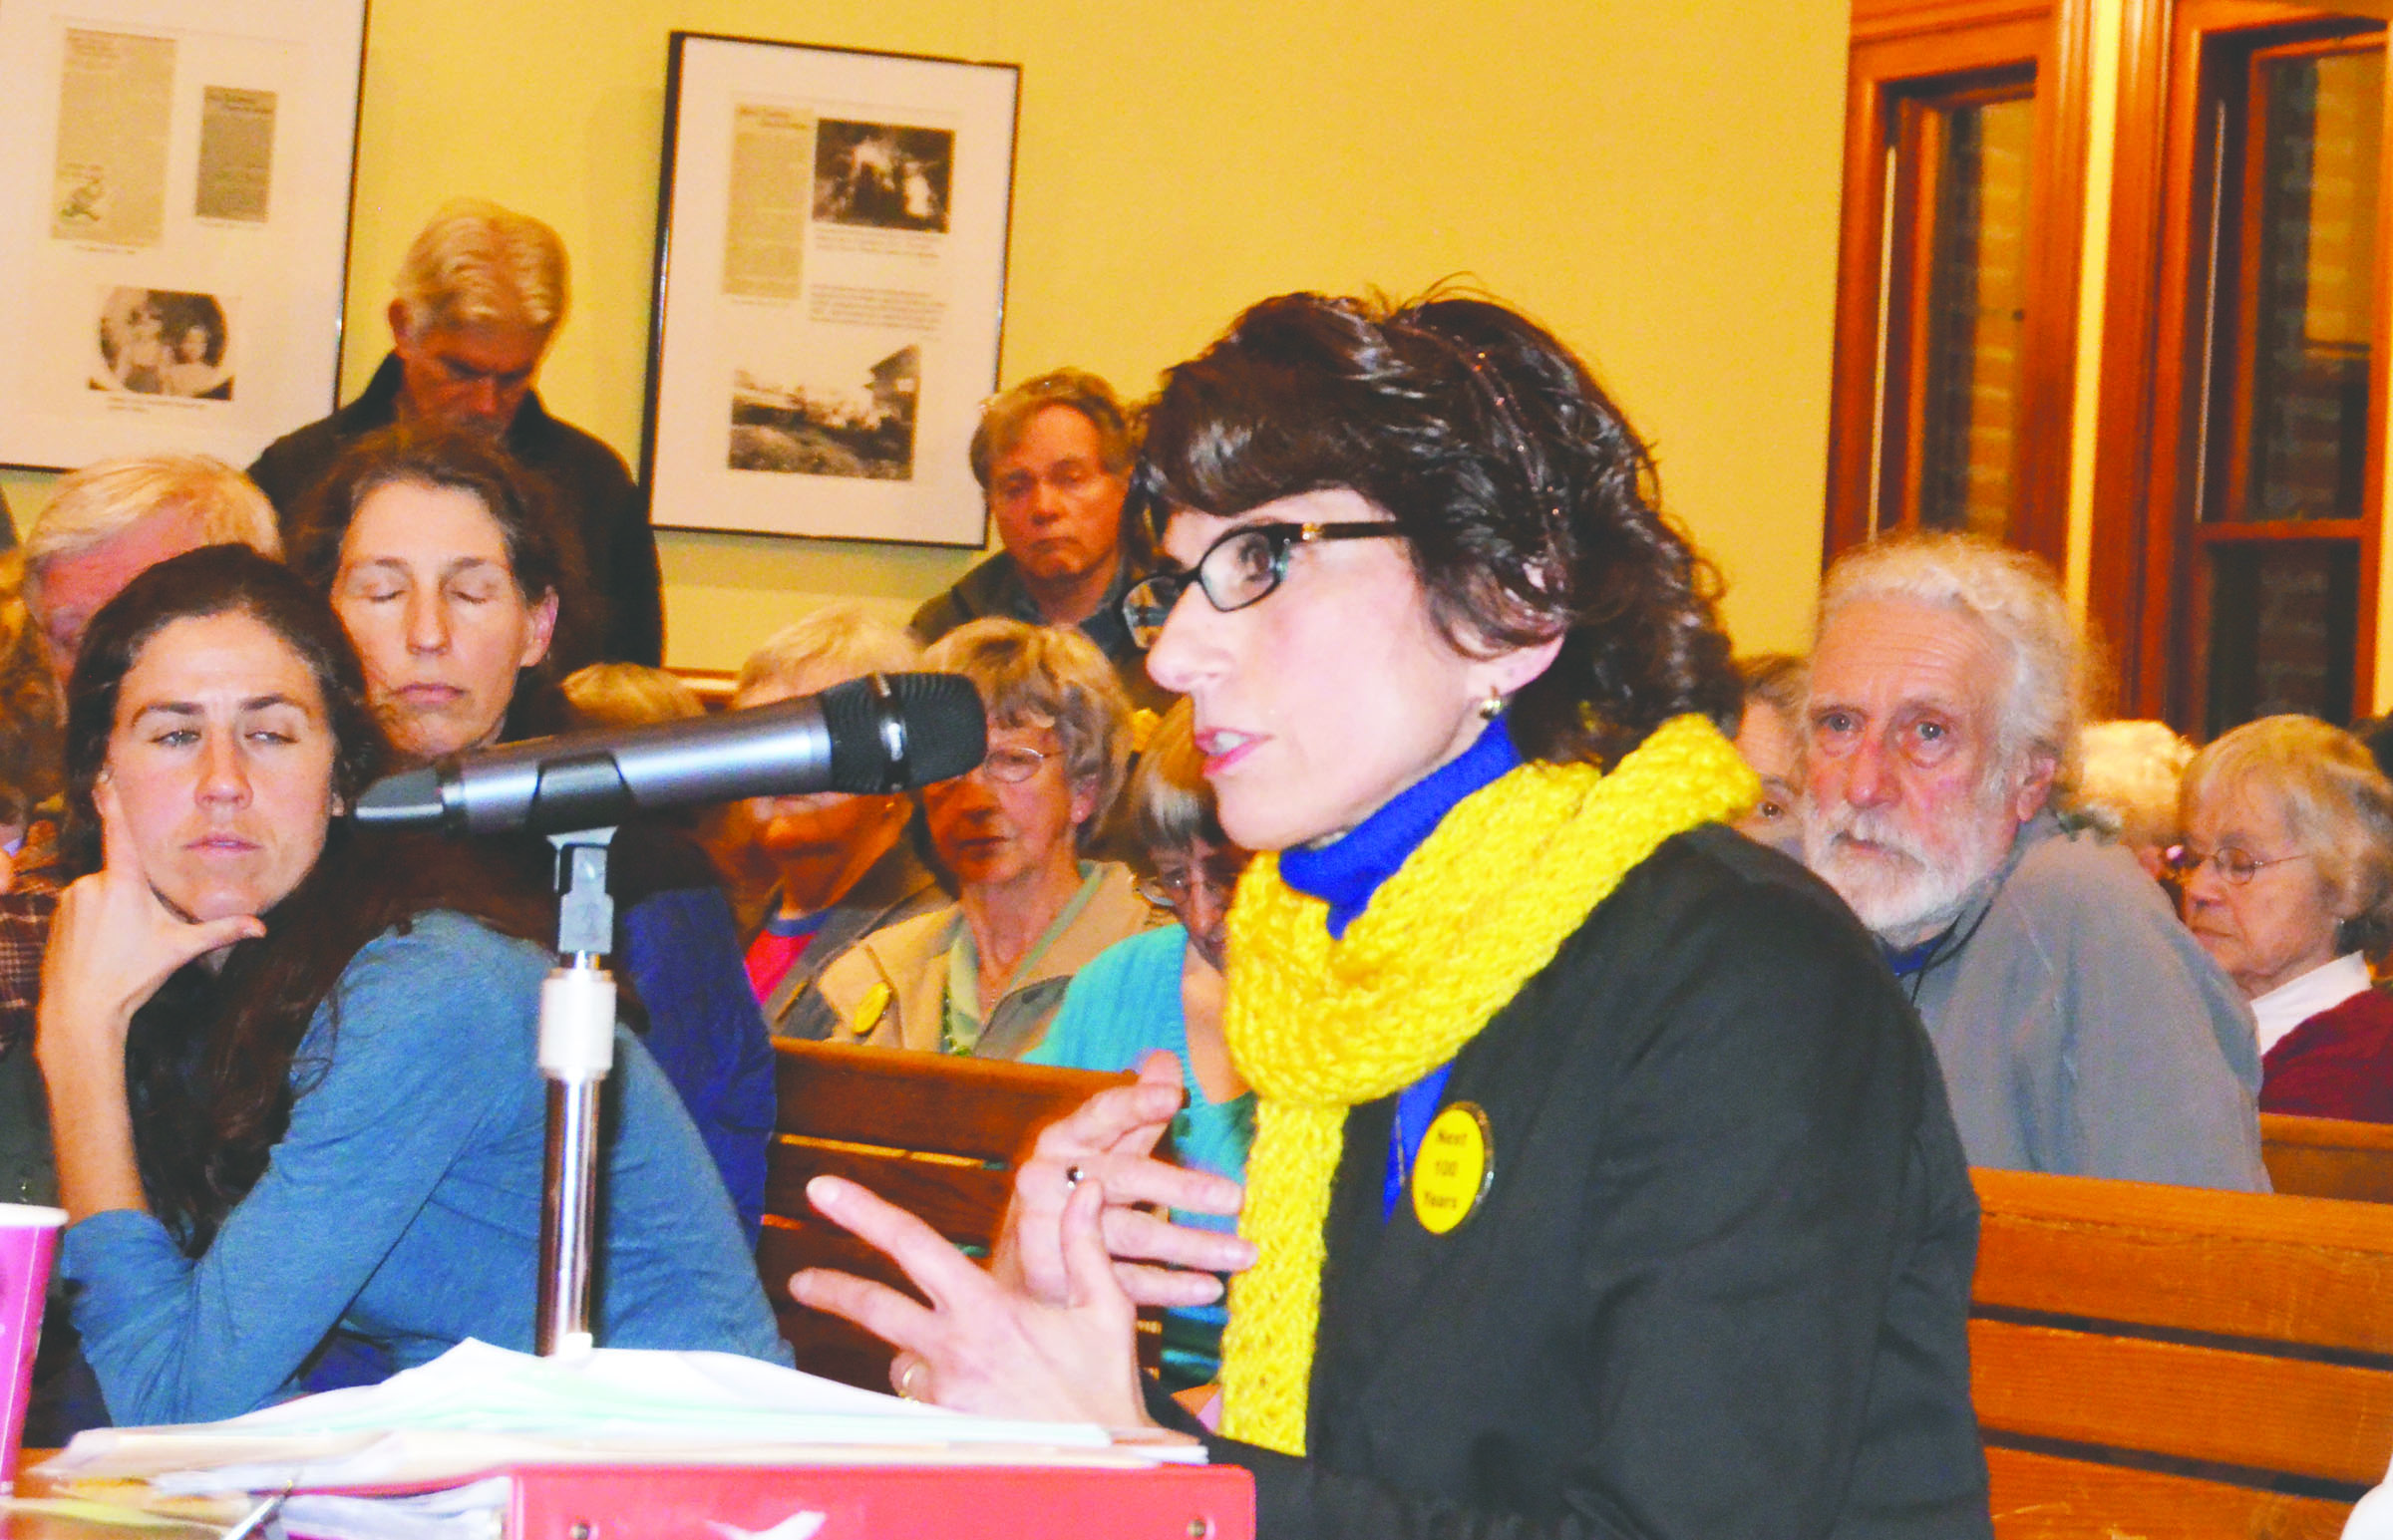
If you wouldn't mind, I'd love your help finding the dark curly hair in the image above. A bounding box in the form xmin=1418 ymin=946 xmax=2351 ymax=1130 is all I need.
xmin=64 ymin=545 xmax=385 ymax=862
xmin=1140 ymin=290 xmax=1741 ymax=768
xmin=285 ymin=421 xmax=596 ymax=686
xmin=64 ymin=543 xmax=548 ymax=1248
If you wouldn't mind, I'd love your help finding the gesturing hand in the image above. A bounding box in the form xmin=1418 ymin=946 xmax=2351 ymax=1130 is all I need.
xmin=37 ymin=777 xmax=264 ymax=1223
xmin=790 ymin=1171 xmax=1154 ymax=1429
xmin=996 ymin=1050 xmax=1256 ymax=1310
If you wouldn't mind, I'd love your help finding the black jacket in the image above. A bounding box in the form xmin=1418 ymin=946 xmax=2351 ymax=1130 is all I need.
xmin=247 ymin=354 xmax=664 ymax=668
xmin=910 ymin=549 xmax=1171 ymax=715
xmin=1165 ymin=826 xmax=1991 ymax=1539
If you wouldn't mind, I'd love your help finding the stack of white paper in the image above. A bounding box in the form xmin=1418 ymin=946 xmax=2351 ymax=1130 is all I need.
xmin=39 ymin=1339 xmax=1195 ymax=1497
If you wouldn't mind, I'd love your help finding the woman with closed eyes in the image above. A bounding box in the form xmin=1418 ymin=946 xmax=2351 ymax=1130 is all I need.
xmin=289 ymin=426 xmax=774 ymax=1242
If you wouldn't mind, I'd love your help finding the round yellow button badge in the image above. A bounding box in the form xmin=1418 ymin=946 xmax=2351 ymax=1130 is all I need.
xmin=1410 ymin=1101 xmax=1494 ymax=1234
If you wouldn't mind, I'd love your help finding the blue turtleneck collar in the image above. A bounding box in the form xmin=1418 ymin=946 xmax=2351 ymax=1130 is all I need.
xmin=1278 ymin=717 xmax=1523 ymax=939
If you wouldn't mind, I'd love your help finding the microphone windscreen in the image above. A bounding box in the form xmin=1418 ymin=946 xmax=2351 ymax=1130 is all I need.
xmin=820 ymin=672 xmax=987 ymax=792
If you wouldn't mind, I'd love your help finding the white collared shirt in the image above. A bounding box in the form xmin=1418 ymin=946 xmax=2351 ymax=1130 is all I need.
xmin=2250 ymin=951 xmax=2373 ymax=1057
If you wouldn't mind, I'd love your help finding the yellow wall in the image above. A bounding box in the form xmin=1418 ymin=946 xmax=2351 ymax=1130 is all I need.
xmin=3 ymin=0 xmax=1854 ymax=670
xmin=2063 ymin=0 xmax=2125 ymax=622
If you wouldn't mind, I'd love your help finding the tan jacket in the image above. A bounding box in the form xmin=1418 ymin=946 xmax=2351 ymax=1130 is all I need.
xmin=816 ymin=861 xmax=1155 ymax=1060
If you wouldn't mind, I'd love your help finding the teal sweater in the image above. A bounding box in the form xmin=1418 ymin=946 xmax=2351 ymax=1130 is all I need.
xmin=1028 ymin=924 xmax=1254 ymax=1387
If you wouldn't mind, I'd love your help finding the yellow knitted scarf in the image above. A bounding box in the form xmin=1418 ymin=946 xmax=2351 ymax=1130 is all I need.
xmin=1215 ymin=714 xmax=1757 ymax=1454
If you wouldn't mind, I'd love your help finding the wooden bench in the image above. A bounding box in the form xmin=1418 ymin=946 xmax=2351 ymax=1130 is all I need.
xmin=758 ymin=1038 xmax=1138 ymax=1390
xmin=1972 ymin=1166 xmax=2393 ymax=1537
xmin=2263 ymin=1111 xmax=2393 ymax=1205
xmin=671 ymin=666 xmax=737 ymax=713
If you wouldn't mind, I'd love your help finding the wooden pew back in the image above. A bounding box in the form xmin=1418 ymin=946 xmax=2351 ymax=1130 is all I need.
xmin=759 ymin=1039 xmax=1135 ymax=1389
xmin=2262 ymin=1111 xmax=2393 ymax=1204
xmin=1972 ymin=1167 xmax=2393 ymax=1537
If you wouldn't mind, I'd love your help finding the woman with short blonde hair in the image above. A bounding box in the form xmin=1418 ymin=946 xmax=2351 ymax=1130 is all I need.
xmin=920 ymin=616 xmax=1132 ymax=835
xmin=817 ymin=617 xmax=1148 ymax=1059
xmin=2179 ymin=714 xmax=2393 ymax=1121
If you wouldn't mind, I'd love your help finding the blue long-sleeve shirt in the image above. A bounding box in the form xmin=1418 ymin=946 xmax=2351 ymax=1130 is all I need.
xmin=62 ymin=911 xmax=790 ymax=1427
xmin=619 ymin=887 xmax=775 ymax=1240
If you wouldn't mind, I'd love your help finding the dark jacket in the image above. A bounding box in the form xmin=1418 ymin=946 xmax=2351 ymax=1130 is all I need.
xmin=247 ymin=353 xmax=664 ymax=668
xmin=1161 ymin=826 xmax=1991 ymax=1539
xmin=910 ymin=550 xmax=1171 ymax=714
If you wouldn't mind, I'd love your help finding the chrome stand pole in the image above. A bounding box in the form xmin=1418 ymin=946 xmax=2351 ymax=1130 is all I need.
xmin=536 ymin=830 xmax=617 ymax=1358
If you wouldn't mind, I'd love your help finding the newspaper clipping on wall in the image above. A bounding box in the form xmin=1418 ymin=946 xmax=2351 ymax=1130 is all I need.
xmin=0 ymin=0 xmax=364 ymax=469
xmin=645 ymin=35 xmax=1018 ymax=546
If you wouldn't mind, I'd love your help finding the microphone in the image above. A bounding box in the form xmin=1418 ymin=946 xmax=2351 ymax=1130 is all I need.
xmin=354 ymin=672 xmax=987 ymax=835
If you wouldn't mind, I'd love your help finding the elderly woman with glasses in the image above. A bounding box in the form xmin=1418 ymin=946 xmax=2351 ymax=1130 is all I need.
xmin=785 ymin=291 xmax=1987 ymax=1538
xmin=2178 ymin=715 xmax=2393 ymax=1122
xmin=816 ymin=617 xmax=1151 ymax=1058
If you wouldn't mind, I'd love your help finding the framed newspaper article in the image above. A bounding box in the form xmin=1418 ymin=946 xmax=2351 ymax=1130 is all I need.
xmin=642 ymin=32 xmax=1020 ymax=546
xmin=0 ymin=0 xmax=367 ymax=472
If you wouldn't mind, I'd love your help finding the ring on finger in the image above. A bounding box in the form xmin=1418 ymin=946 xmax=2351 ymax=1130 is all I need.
xmin=893 ymin=1356 xmax=926 ymax=1401
xmin=1064 ymin=1163 xmax=1087 ymax=1192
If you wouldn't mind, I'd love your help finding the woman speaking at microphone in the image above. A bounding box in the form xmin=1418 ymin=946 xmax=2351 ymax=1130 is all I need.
xmin=791 ymin=292 xmax=1991 ymax=1537
xmin=38 ymin=546 xmax=786 ymax=1426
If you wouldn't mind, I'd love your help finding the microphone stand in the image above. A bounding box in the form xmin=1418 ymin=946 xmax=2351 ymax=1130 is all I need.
xmin=536 ymin=827 xmax=617 ymax=1357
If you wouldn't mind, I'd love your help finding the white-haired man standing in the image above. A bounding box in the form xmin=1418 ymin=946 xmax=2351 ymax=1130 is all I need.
xmin=1802 ymin=534 xmax=2267 ymax=1190
xmin=247 ymin=198 xmax=661 ymax=669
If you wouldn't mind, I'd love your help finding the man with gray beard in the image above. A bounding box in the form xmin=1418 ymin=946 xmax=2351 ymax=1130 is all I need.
xmin=1801 ymin=534 xmax=2267 ymax=1190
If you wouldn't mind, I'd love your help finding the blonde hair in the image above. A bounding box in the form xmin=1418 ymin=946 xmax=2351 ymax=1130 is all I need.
xmin=393 ymin=198 xmax=568 ymax=336
xmin=2182 ymin=714 xmax=2393 ymax=958
xmin=922 ymin=617 xmax=1131 ymax=840
xmin=969 ymin=369 xmax=1135 ymax=489
xmin=1132 ymin=697 xmax=1224 ymax=852
xmin=735 ymin=602 xmax=920 ymax=703
xmin=1818 ymin=532 xmax=2090 ymax=798
xmin=26 ymin=455 xmax=280 ymax=592
xmin=2072 ymin=720 xmax=2194 ymax=848
xmin=0 ymin=550 xmax=61 ymax=809
xmin=1737 ymin=652 xmax=1808 ymax=723
xmin=562 ymin=663 xmax=704 ymax=730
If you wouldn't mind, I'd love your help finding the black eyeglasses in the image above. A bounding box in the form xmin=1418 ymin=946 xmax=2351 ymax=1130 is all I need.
xmin=1121 ymin=521 xmax=1404 ymax=648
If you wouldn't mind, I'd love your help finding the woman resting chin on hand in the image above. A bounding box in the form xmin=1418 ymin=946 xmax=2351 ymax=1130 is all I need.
xmin=789 ymin=291 xmax=1993 ymax=1539
xmin=38 ymin=545 xmax=787 ymax=1429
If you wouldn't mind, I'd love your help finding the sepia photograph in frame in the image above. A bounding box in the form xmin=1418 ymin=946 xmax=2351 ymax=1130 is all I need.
xmin=0 ymin=0 xmax=365 ymax=470
xmin=642 ymin=32 xmax=1020 ymax=547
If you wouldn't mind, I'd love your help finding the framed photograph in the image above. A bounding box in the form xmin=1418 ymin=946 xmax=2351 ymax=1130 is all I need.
xmin=0 ymin=0 xmax=367 ymax=471
xmin=642 ymin=32 xmax=1021 ymax=546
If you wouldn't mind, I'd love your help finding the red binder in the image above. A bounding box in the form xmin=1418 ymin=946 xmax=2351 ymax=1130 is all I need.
xmin=444 ymin=1461 xmax=1253 ymax=1538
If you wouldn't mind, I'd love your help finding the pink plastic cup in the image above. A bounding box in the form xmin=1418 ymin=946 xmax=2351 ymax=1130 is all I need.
xmin=0 ymin=1203 xmax=65 ymax=1490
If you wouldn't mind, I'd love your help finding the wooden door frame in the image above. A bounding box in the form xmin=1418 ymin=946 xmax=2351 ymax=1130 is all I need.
xmin=2086 ymin=0 xmax=2387 ymax=725
xmin=1827 ymin=0 xmax=2092 ymax=567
